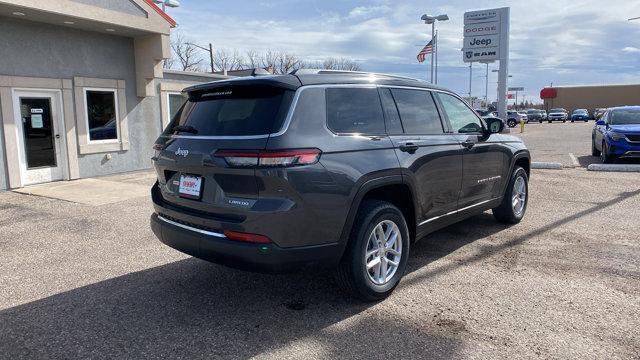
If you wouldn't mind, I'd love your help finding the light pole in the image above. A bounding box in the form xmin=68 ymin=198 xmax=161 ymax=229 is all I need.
xmin=187 ymin=42 xmax=215 ymax=74
xmin=153 ymin=0 xmax=180 ymax=12
xmin=421 ymin=13 xmax=448 ymax=84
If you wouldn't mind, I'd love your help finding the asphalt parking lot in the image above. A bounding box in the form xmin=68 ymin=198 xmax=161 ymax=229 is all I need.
xmin=1 ymin=124 xmax=639 ymax=359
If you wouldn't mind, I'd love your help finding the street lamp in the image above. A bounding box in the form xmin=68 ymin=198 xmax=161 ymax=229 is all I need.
xmin=421 ymin=13 xmax=448 ymax=84
xmin=153 ymin=0 xmax=180 ymax=12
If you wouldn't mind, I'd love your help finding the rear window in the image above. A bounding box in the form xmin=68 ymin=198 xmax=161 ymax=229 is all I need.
xmin=166 ymin=86 xmax=293 ymax=136
xmin=326 ymin=88 xmax=385 ymax=134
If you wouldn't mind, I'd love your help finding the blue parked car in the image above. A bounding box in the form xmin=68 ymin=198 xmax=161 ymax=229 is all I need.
xmin=571 ymin=109 xmax=589 ymax=122
xmin=592 ymin=106 xmax=640 ymax=163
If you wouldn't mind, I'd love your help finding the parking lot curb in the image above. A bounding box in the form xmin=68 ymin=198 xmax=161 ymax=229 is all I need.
xmin=531 ymin=162 xmax=563 ymax=170
xmin=587 ymin=164 xmax=640 ymax=172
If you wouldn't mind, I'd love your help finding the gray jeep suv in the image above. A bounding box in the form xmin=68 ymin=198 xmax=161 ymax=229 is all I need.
xmin=150 ymin=70 xmax=531 ymax=301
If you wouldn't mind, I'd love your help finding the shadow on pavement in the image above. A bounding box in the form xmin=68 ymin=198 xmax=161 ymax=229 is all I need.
xmin=402 ymin=189 xmax=640 ymax=288
xmin=0 ymin=249 xmax=464 ymax=358
xmin=4 ymin=190 xmax=638 ymax=358
xmin=577 ymin=155 xmax=640 ymax=167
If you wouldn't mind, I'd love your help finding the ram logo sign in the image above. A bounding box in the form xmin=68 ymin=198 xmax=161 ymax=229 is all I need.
xmin=462 ymin=47 xmax=499 ymax=62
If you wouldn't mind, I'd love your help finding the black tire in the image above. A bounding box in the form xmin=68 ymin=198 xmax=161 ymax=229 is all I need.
xmin=539 ymin=120 xmax=543 ymax=124
xmin=584 ymin=119 xmax=588 ymax=122
xmin=548 ymin=120 xmax=552 ymax=123
xmin=562 ymin=120 xmax=566 ymax=123
xmin=335 ymin=200 xmax=410 ymax=301
xmin=591 ymin=138 xmax=601 ymax=157
xmin=602 ymin=141 xmax=614 ymax=164
xmin=492 ymin=166 xmax=528 ymax=224
xmin=507 ymin=119 xmax=517 ymax=128
xmin=571 ymin=120 xmax=575 ymax=123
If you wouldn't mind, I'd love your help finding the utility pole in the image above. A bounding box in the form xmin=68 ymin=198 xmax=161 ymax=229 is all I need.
xmin=187 ymin=42 xmax=215 ymax=73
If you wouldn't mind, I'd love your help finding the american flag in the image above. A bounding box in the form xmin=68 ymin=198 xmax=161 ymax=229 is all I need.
xmin=417 ymin=38 xmax=435 ymax=63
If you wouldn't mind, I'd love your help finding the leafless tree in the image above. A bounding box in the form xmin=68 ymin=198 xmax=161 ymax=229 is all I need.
xmin=322 ymin=57 xmax=362 ymax=71
xmin=244 ymin=50 xmax=261 ymax=69
xmin=212 ymin=49 xmax=245 ymax=73
xmin=163 ymin=56 xmax=175 ymax=70
xmin=171 ymin=32 xmax=203 ymax=72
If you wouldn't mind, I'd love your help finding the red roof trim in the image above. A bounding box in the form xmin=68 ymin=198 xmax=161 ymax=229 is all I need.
xmin=143 ymin=0 xmax=177 ymax=27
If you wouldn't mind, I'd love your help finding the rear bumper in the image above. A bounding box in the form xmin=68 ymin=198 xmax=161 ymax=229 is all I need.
xmin=150 ymin=213 xmax=341 ymax=273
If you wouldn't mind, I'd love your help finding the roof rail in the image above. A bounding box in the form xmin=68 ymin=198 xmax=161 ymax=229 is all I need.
xmin=289 ymin=69 xmax=424 ymax=82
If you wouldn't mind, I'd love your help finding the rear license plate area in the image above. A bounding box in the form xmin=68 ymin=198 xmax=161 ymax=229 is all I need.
xmin=178 ymin=174 xmax=203 ymax=200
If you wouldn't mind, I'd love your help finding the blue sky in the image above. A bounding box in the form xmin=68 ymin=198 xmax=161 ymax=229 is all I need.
xmin=166 ymin=0 xmax=640 ymax=103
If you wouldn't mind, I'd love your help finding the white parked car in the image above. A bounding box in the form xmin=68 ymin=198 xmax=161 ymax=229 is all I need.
xmin=547 ymin=108 xmax=568 ymax=122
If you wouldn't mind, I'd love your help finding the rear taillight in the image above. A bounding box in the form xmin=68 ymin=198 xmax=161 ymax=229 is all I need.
xmin=223 ymin=230 xmax=271 ymax=244
xmin=152 ymin=143 xmax=164 ymax=158
xmin=214 ymin=149 xmax=321 ymax=167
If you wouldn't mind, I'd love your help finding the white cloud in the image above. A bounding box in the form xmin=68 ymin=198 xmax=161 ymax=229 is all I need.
xmin=622 ymin=46 xmax=640 ymax=53
xmin=347 ymin=5 xmax=390 ymax=19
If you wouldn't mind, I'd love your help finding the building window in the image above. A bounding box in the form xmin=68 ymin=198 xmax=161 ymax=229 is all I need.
xmin=167 ymin=92 xmax=187 ymax=121
xmin=84 ymin=89 xmax=119 ymax=142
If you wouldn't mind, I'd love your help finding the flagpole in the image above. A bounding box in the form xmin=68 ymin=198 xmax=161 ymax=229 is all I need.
xmin=430 ymin=22 xmax=435 ymax=83
xmin=435 ymin=30 xmax=438 ymax=84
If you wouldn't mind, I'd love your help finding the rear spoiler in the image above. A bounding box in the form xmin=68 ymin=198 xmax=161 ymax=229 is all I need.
xmin=183 ymin=75 xmax=302 ymax=95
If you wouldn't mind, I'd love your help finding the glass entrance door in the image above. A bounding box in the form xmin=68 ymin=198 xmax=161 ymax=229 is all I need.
xmin=13 ymin=91 xmax=66 ymax=186
xmin=20 ymin=98 xmax=57 ymax=169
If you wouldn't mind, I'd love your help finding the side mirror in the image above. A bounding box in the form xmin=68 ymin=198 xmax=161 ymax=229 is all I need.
xmin=483 ymin=117 xmax=504 ymax=134
xmin=596 ymin=120 xmax=605 ymax=126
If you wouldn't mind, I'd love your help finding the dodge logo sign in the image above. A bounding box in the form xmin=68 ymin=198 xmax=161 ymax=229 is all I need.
xmin=175 ymin=148 xmax=189 ymax=157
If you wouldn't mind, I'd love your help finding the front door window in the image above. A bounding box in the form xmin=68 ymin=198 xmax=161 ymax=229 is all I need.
xmin=19 ymin=97 xmax=56 ymax=169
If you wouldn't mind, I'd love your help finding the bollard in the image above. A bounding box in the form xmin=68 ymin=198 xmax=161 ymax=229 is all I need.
xmin=520 ymin=119 xmax=525 ymax=133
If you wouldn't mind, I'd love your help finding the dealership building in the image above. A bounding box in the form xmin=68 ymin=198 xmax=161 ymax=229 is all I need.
xmin=0 ymin=0 xmax=227 ymax=190
xmin=540 ymin=84 xmax=640 ymax=114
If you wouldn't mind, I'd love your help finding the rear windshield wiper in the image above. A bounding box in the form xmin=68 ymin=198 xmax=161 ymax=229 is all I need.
xmin=172 ymin=125 xmax=198 ymax=134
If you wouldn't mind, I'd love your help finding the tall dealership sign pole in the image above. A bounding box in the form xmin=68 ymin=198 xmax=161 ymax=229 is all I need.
xmin=462 ymin=7 xmax=510 ymax=118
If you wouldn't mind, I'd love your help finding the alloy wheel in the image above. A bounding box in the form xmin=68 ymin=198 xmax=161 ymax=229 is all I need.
xmin=365 ymin=220 xmax=402 ymax=286
xmin=511 ymin=175 xmax=527 ymax=216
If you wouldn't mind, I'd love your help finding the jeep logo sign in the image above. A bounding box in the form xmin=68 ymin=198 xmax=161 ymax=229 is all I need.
xmin=462 ymin=8 xmax=508 ymax=64
xmin=464 ymin=34 xmax=500 ymax=49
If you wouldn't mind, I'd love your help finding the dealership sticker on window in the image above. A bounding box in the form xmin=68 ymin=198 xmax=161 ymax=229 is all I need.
xmin=31 ymin=114 xmax=44 ymax=129
xmin=31 ymin=108 xmax=43 ymax=113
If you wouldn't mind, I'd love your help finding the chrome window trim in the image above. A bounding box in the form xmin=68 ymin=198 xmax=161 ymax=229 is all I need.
xmin=418 ymin=198 xmax=499 ymax=226
xmin=163 ymin=83 xmax=450 ymax=140
xmin=157 ymin=214 xmax=226 ymax=238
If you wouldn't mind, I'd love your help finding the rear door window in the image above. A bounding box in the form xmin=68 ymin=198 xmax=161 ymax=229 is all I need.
xmin=166 ymin=86 xmax=293 ymax=136
xmin=390 ymin=89 xmax=444 ymax=135
xmin=326 ymin=88 xmax=385 ymax=134
xmin=379 ymin=88 xmax=404 ymax=134
xmin=437 ymin=93 xmax=484 ymax=134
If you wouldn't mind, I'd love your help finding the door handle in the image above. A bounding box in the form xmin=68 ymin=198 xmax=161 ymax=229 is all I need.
xmin=399 ymin=142 xmax=419 ymax=153
xmin=462 ymin=139 xmax=475 ymax=149
xmin=55 ymin=134 xmax=60 ymax=139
